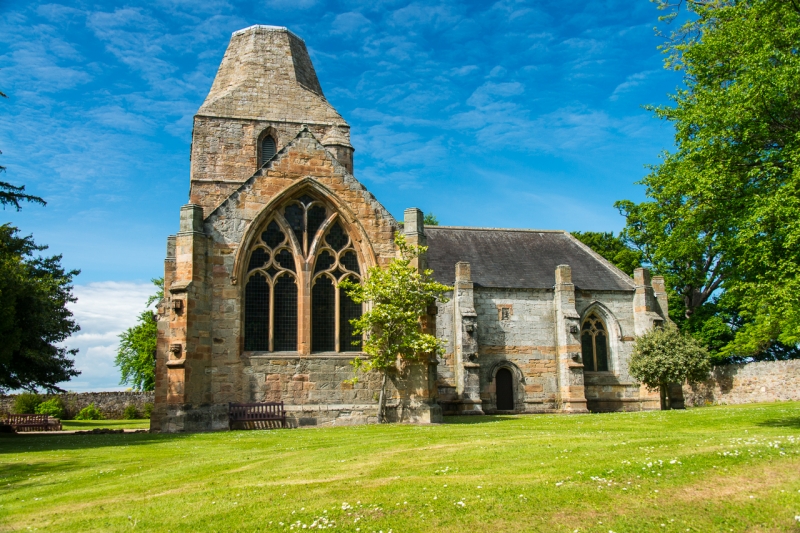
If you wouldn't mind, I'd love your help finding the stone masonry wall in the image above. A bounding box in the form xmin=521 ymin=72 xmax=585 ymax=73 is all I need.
xmin=475 ymin=288 xmax=559 ymax=412
xmin=683 ymin=359 xmax=800 ymax=406
xmin=0 ymin=391 xmax=154 ymax=419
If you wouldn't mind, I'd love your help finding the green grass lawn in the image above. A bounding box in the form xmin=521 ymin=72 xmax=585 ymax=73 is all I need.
xmin=1 ymin=403 xmax=799 ymax=533
xmin=60 ymin=419 xmax=151 ymax=431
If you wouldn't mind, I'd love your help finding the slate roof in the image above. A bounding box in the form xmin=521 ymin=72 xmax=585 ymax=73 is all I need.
xmin=425 ymin=227 xmax=635 ymax=291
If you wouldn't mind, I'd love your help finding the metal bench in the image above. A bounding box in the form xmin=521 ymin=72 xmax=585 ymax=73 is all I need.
xmin=4 ymin=414 xmax=62 ymax=432
xmin=228 ymin=402 xmax=286 ymax=430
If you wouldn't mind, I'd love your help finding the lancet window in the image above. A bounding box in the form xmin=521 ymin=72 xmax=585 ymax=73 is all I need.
xmin=581 ymin=313 xmax=609 ymax=372
xmin=261 ymin=135 xmax=277 ymax=166
xmin=243 ymin=193 xmax=363 ymax=353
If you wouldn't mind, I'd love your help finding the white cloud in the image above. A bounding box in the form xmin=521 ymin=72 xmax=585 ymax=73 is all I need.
xmin=59 ymin=281 xmax=156 ymax=392
xmin=610 ymin=69 xmax=659 ymax=100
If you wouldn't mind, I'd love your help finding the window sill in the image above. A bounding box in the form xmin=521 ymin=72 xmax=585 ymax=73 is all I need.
xmin=245 ymin=351 xmax=365 ymax=359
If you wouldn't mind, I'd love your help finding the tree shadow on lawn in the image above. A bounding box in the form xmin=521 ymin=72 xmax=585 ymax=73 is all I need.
xmin=756 ymin=417 xmax=800 ymax=429
xmin=443 ymin=415 xmax=519 ymax=424
xmin=0 ymin=431 xmax=192 ymax=453
xmin=0 ymin=458 xmax=82 ymax=490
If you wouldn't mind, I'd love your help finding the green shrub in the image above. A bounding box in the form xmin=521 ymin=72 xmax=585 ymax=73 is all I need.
xmin=122 ymin=404 xmax=139 ymax=419
xmin=74 ymin=403 xmax=104 ymax=420
xmin=14 ymin=392 xmax=42 ymax=414
xmin=35 ymin=398 xmax=64 ymax=419
xmin=143 ymin=402 xmax=154 ymax=419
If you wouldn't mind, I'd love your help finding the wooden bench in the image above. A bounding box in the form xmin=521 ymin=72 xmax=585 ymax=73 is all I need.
xmin=3 ymin=414 xmax=62 ymax=432
xmin=228 ymin=402 xmax=286 ymax=430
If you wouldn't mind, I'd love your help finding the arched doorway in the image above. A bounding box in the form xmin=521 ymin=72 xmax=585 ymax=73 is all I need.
xmin=496 ymin=368 xmax=514 ymax=411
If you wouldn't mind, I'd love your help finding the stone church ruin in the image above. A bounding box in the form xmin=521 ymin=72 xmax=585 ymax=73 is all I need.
xmin=151 ymin=25 xmax=667 ymax=432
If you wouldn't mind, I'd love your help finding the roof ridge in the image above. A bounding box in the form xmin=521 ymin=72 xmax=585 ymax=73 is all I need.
xmin=425 ymin=225 xmax=566 ymax=233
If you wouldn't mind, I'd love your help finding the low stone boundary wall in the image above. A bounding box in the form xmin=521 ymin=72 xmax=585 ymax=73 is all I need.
xmin=683 ymin=359 xmax=800 ymax=407
xmin=0 ymin=391 xmax=154 ymax=419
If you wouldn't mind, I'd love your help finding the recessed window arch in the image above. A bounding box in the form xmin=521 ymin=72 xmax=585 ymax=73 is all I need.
xmin=243 ymin=192 xmax=363 ymax=353
xmin=260 ymin=135 xmax=277 ymax=166
xmin=581 ymin=313 xmax=609 ymax=372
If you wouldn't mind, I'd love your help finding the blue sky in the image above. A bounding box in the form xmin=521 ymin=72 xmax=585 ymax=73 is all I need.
xmin=0 ymin=0 xmax=681 ymax=390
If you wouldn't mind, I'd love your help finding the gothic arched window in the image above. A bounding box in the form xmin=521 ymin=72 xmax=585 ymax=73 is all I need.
xmin=261 ymin=135 xmax=277 ymax=166
xmin=243 ymin=193 xmax=363 ymax=353
xmin=581 ymin=313 xmax=609 ymax=372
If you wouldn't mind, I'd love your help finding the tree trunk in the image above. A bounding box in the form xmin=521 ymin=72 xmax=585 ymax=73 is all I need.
xmin=377 ymin=372 xmax=387 ymax=423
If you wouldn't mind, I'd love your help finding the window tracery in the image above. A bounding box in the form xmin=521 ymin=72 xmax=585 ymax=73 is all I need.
xmin=581 ymin=313 xmax=609 ymax=372
xmin=243 ymin=193 xmax=363 ymax=353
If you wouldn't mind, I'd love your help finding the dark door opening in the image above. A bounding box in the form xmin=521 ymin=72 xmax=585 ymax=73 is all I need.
xmin=496 ymin=368 xmax=514 ymax=411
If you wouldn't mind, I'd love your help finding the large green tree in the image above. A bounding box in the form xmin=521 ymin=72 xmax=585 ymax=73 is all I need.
xmin=0 ymin=224 xmax=80 ymax=392
xmin=115 ymin=278 xmax=163 ymax=391
xmin=0 ymin=91 xmax=45 ymax=211
xmin=340 ymin=234 xmax=450 ymax=422
xmin=617 ymin=0 xmax=800 ymax=357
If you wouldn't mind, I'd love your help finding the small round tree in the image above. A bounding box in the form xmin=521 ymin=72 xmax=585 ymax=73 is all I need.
xmin=629 ymin=325 xmax=711 ymax=410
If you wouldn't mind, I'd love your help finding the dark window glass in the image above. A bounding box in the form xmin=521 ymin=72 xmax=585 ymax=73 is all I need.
xmin=275 ymin=249 xmax=295 ymax=271
xmin=261 ymin=221 xmax=285 ymax=249
xmin=325 ymin=222 xmax=348 ymax=251
xmin=265 ymin=266 xmax=279 ymax=278
xmin=307 ymin=205 xmax=327 ymax=240
xmin=298 ymin=194 xmax=314 ymax=206
xmin=595 ymin=331 xmax=609 ymax=371
xmin=244 ymin=274 xmax=270 ymax=351
xmin=314 ymin=250 xmax=335 ymax=273
xmin=339 ymin=277 xmax=362 ymax=352
xmin=284 ymin=204 xmax=304 ymax=248
xmin=273 ymin=274 xmax=297 ymax=351
xmin=581 ymin=333 xmax=595 ymax=371
xmin=582 ymin=321 xmax=592 ymax=330
xmin=341 ymin=251 xmax=360 ymax=274
xmin=248 ymin=248 xmax=269 ymax=271
xmin=261 ymin=136 xmax=276 ymax=165
xmin=332 ymin=267 xmax=346 ymax=280
xmin=312 ymin=276 xmax=335 ymax=352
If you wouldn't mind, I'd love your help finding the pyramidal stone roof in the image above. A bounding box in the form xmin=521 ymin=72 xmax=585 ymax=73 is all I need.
xmin=426 ymin=226 xmax=636 ymax=291
xmin=198 ymin=25 xmax=347 ymax=125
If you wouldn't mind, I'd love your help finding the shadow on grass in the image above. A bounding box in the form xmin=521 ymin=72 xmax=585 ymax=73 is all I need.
xmin=756 ymin=417 xmax=800 ymax=429
xmin=443 ymin=415 xmax=519 ymax=424
xmin=0 ymin=431 xmax=192 ymax=454
xmin=0 ymin=459 xmax=82 ymax=490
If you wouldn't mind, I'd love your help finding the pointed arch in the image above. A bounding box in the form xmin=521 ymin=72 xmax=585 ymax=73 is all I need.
xmin=579 ymin=301 xmax=623 ymax=374
xmin=240 ymin=184 xmax=368 ymax=355
xmin=257 ymin=127 xmax=280 ymax=168
xmin=232 ymin=178 xmax=377 ymax=286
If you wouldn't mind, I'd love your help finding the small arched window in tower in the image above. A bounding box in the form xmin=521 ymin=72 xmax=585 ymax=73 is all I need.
xmin=261 ymin=135 xmax=277 ymax=166
xmin=581 ymin=313 xmax=609 ymax=372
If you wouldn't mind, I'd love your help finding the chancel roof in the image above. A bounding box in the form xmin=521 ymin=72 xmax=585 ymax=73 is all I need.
xmin=425 ymin=227 xmax=635 ymax=291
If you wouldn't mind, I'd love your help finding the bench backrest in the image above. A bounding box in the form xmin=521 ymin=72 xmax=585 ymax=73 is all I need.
xmin=229 ymin=402 xmax=284 ymax=420
xmin=5 ymin=414 xmax=50 ymax=424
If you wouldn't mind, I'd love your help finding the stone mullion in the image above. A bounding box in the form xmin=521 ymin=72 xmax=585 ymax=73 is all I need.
xmin=268 ymin=277 xmax=275 ymax=353
xmin=298 ymin=263 xmax=312 ymax=354
xmin=334 ymin=280 xmax=341 ymax=353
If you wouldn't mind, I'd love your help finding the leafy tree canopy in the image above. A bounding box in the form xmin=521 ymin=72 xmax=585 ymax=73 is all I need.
xmin=423 ymin=212 xmax=439 ymax=226
xmin=629 ymin=325 xmax=711 ymax=410
xmin=617 ymin=0 xmax=800 ymax=357
xmin=0 ymin=224 xmax=80 ymax=393
xmin=340 ymin=234 xmax=451 ymax=422
xmin=115 ymin=278 xmax=163 ymax=392
xmin=571 ymin=231 xmax=642 ymax=276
